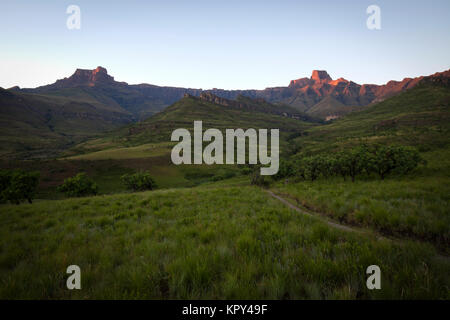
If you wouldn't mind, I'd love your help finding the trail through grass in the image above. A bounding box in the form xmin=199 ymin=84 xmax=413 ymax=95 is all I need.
xmin=0 ymin=186 xmax=448 ymax=299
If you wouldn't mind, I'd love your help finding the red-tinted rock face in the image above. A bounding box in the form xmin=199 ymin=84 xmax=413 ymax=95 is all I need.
xmin=311 ymin=70 xmax=332 ymax=83
xmin=282 ymin=70 xmax=439 ymax=110
xmin=51 ymin=66 xmax=116 ymax=88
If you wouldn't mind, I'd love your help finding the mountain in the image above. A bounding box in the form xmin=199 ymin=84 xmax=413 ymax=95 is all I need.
xmin=0 ymin=87 xmax=134 ymax=159
xmin=25 ymin=66 xmax=203 ymax=120
xmin=96 ymin=93 xmax=317 ymax=148
xmin=20 ymin=67 xmax=445 ymax=121
xmin=3 ymin=67 xmax=449 ymax=159
xmin=293 ymin=75 xmax=450 ymax=155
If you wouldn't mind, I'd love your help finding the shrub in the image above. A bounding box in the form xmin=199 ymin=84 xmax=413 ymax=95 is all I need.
xmin=368 ymin=145 xmax=423 ymax=179
xmin=292 ymin=144 xmax=424 ymax=182
xmin=240 ymin=166 xmax=253 ymax=175
xmin=0 ymin=170 xmax=40 ymax=204
xmin=58 ymin=173 xmax=98 ymax=197
xmin=211 ymin=170 xmax=236 ymax=181
xmin=250 ymin=168 xmax=270 ymax=187
xmin=121 ymin=171 xmax=157 ymax=191
xmin=0 ymin=170 xmax=12 ymax=203
xmin=339 ymin=146 xmax=370 ymax=182
xmin=273 ymin=159 xmax=295 ymax=180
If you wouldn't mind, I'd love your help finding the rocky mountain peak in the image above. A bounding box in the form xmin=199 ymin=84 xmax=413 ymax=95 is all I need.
xmin=52 ymin=66 xmax=115 ymax=88
xmin=311 ymin=70 xmax=332 ymax=82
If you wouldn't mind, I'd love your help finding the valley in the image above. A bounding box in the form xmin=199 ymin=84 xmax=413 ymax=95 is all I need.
xmin=0 ymin=67 xmax=449 ymax=299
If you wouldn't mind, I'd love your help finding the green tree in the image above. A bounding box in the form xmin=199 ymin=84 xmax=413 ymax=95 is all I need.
xmin=58 ymin=173 xmax=98 ymax=197
xmin=1 ymin=170 xmax=40 ymax=204
xmin=121 ymin=171 xmax=157 ymax=192
xmin=339 ymin=146 xmax=369 ymax=182
xmin=369 ymin=145 xmax=423 ymax=180
xmin=273 ymin=159 xmax=295 ymax=180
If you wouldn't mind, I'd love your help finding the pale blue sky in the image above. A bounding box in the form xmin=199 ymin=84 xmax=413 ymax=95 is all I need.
xmin=1 ymin=0 xmax=449 ymax=89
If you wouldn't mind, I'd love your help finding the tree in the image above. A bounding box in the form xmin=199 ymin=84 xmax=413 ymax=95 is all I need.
xmin=1 ymin=170 xmax=40 ymax=204
xmin=121 ymin=171 xmax=157 ymax=192
xmin=58 ymin=173 xmax=98 ymax=197
xmin=273 ymin=159 xmax=295 ymax=180
xmin=369 ymin=145 xmax=423 ymax=180
xmin=339 ymin=146 xmax=371 ymax=182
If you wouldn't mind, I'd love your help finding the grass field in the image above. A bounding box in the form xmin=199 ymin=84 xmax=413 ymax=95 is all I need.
xmin=0 ymin=82 xmax=449 ymax=300
xmin=65 ymin=142 xmax=175 ymax=160
xmin=0 ymin=186 xmax=448 ymax=299
xmin=273 ymin=149 xmax=450 ymax=253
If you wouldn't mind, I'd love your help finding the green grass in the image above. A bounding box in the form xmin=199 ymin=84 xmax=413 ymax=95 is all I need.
xmin=0 ymin=186 xmax=448 ymax=299
xmin=273 ymin=149 xmax=450 ymax=252
xmin=66 ymin=142 xmax=174 ymax=160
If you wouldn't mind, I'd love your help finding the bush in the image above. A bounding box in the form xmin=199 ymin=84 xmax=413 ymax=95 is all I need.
xmin=58 ymin=173 xmax=98 ymax=197
xmin=251 ymin=169 xmax=270 ymax=187
xmin=211 ymin=169 xmax=236 ymax=182
xmin=273 ymin=159 xmax=295 ymax=180
xmin=0 ymin=170 xmax=40 ymax=204
xmin=0 ymin=170 xmax=12 ymax=203
xmin=291 ymin=144 xmax=424 ymax=182
xmin=121 ymin=171 xmax=157 ymax=191
xmin=368 ymin=145 xmax=423 ymax=180
xmin=338 ymin=146 xmax=370 ymax=182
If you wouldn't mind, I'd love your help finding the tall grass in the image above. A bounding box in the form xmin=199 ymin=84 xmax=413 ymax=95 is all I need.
xmin=0 ymin=186 xmax=448 ymax=299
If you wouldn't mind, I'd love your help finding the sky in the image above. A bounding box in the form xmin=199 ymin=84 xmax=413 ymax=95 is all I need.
xmin=0 ymin=0 xmax=449 ymax=90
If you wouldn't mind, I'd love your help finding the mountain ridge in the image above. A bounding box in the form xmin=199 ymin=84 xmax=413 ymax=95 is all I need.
xmin=17 ymin=67 xmax=449 ymax=120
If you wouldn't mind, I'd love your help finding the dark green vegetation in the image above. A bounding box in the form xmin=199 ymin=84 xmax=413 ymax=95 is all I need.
xmin=0 ymin=187 xmax=448 ymax=299
xmin=0 ymin=170 xmax=40 ymax=204
xmin=58 ymin=173 xmax=99 ymax=197
xmin=121 ymin=171 xmax=157 ymax=192
xmin=285 ymin=144 xmax=423 ymax=182
xmin=0 ymin=76 xmax=449 ymax=299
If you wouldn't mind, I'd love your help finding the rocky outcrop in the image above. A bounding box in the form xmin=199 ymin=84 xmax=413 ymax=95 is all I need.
xmin=45 ymin=66 xmax=116 ymax=89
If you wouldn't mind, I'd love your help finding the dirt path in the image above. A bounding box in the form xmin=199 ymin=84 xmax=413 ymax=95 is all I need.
xmin=266 ymin=189 xmax=450 ymax=262
xmin=266 ymin=190 xmax=368 ymax=234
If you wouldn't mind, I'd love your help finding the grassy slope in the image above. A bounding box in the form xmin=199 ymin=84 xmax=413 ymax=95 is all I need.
xmin=294 ymin=84 xmax=450 ymax=154
xmin=0 ymin=186 xmax=448 ymax=299
xmin=101 ymin=95 xmax=316 ymax=146
xmin=273 ymin=150 xmax=450 ymax=251
xmin=274 ymin=83 xmax=450 ymax=250
xmin=0 ymin=84 xmax=449 ymax=299
xmin=0 ymin=88 xmax=133 ymax=159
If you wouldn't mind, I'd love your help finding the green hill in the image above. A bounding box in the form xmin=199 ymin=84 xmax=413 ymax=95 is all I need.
xmin=1 ymin=185 xmax=448 ymax=299
xmin=273 ymin=82 xmax=450 ymax=251
xmin=0 ymin=88 xmax=133 ymax=159
xmin=293 ymin=82 xmax=450 ymax=155
xmin=68 ymin=94 xmax=318 ymax=155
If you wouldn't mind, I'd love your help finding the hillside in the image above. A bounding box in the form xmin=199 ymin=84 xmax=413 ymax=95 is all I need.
xmin=1 ymin=185 xmax=448 ymax=299
xmin=292 ymin=81 xmax=450 ymax=155
xmin=271 ymin=80 xmax=450 ymax=251
xmin=0 ymin=88 xmax=133 ymax=159
xmin=68 ymin=94 xmax=317 ymax=155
